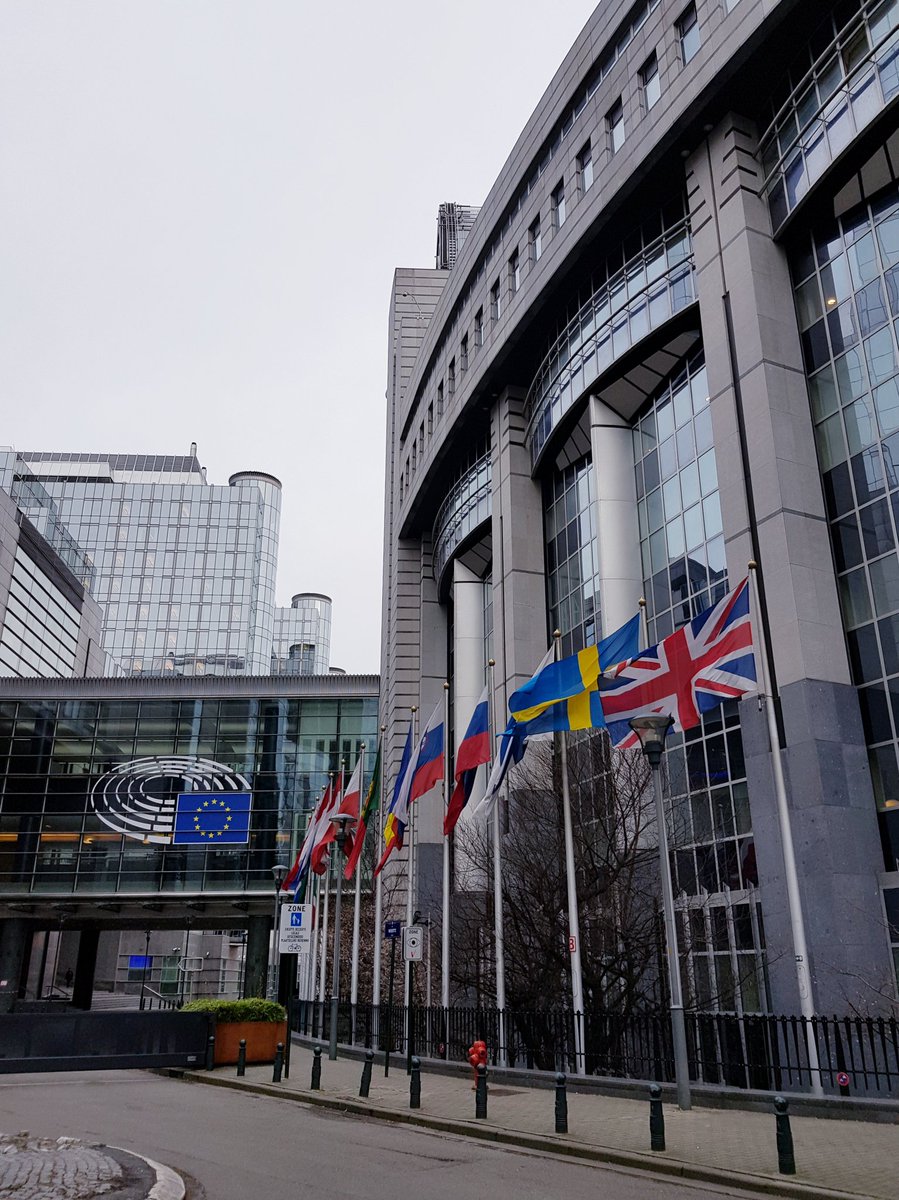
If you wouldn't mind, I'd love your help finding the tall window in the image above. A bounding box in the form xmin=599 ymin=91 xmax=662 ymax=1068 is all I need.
xmin=640 ymin=52 xmax=660 ymax=110
xmin=607 ymin=98 xmax=625 ymax=155
xmin=529 ymin=216 xmax=542 ymax=262
xmin=475 ymin=307 xmax=484 ymax=347
xmin=461 ymin=334 xmax=469 ymax=371
xmin=578 ymin=142 xmax=594 ymax=192
xmin=491 ymin=278 xmax=502 ymax=323
xmin=448 ymin=357 xmax=456 ymax=395
xmin=509 ymin=249 xmax=520 ymax=294
xmin=427 ymin=403 xmax=433 ymax=435
xmin=552 ymin=180 xmax=566 ymax=229
xmin=633 ymin=349 xmax=765 ymax=1013
xmin=677 ymin=3 xmax=700 ymax=64
xmin=437 ymin=380 xmax=445 ymax=417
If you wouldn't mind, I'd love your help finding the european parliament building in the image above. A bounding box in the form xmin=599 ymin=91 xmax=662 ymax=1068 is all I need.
xmin=381 ymin=0 xmax=899 ymax=1016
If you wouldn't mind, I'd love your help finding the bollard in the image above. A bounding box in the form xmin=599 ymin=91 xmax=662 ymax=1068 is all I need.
xmin=205 ymin=1034 xmax=216 ymax=1072
xmin=311 ymin=1046 xmax=322 ymax=1091
xmin=475 ymin=1063 xmax=488 ymax=1120
xmin=359 ymin=1049 xmax=374 ymax=1099
xmin=236 ymin=1039 xmax=246 ymax=1077
xmin=774 ymin=1096 xmax=796 ymax=1175
xmin=649 ymin=1083 xmax=665 ymax=1152
xmin=272 ymin=1042 xmax=284 ymax=1084
xmin=554 ymin=1073 xmax=568 ymax=1134
xmin=410 ymin=1056 xmax=421 ymax=1109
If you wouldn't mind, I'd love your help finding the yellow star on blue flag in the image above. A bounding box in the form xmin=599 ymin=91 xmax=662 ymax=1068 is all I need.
xmin=172 ymin=792 xmax=252 ymax=845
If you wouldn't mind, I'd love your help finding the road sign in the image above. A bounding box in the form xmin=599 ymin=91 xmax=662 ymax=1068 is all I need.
xmin=385 ymin=919 xmax=402 ymax=940
xmin=837 ymin=1071 xmax=850 ymax=1088
xmin=404 ymin=924 xmax=423 ymax=961
xmin=279 ymin=903 xmax=312 ymax=953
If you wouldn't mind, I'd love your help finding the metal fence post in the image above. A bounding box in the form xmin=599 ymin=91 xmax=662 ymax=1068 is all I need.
xmin=359 ymin=1049 xmax=374 ymax=1098
xmin=554 ymin=1073 xmax=568 ymax=1134
xmin=774 ymin=1096 xmax=796 ymax=1175
xmin=475 ymin=1063 xmax=488 ymax=1119
xmin=410 ymin=1055 xmax=421 ymax=1109
xmin=311 ymin=1045 xmax=322 ymax=1090
xmin=236 ymin=1039 xmax=246 ymax=1077
xmin=649 ymin=1083 xmax=665 ymax=1151
xmin=272 ymin=1042 xmax=284 ymax=1083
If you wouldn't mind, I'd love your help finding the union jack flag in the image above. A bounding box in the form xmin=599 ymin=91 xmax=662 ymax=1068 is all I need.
xmin=599 ymin=578 xmax=756 ymax=748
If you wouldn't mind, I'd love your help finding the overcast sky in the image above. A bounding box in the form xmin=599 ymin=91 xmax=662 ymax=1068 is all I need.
xmin=0 ymin=1 xmax=592 ymax=673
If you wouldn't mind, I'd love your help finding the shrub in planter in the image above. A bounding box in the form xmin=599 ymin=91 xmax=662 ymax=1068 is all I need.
xmin=182 ymin=998 xmax=287 ymax=1065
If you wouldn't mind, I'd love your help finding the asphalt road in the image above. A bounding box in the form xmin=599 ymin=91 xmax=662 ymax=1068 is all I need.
xmin=0 ymin=1071 xmax=788 ymax=1200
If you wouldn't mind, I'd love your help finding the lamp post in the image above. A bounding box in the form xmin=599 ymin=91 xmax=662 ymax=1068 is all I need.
xmin=629 ymin=714 xmax=691 ymax=1111
xmin=328 ymin=813 xmax=353 ymax=1060
xmin=271 ymin=864 xmax=287 ymax=1003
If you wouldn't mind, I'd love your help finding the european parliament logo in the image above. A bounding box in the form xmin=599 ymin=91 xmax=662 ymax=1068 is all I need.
xmin=172 ymin=793 xmax=252 ymax=845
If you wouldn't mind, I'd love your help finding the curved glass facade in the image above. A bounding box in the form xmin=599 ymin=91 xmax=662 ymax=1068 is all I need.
xmin=544 ymin=456 xmax=601 ymax=658
xmin=0 ymin=693 xmax=378 ymax=897
xmin=432 ymin=447 xmax=492 ymax=587
xmin=791 ymin=176 xmax=899 ymax=868
xmin=761 ymin=0 xmax=899 ymax=231
xmin=633 ymin=350 xmax=766 ymax=1013
xmin=526 ymin=219 xmax=695 ymax=467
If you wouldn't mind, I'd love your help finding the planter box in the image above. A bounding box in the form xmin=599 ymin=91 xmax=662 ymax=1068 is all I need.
xmin=213 ymin=1019 xmax=287 ymax=1066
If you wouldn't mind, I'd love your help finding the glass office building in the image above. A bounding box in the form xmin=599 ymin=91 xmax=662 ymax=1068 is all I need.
xmin=0 ymin=449 xmax=331 ymax=678
xmin=0 ymin=672 xmax=378 ymax=1010
xmin=0 ymin=681 xmax=378 ymax=899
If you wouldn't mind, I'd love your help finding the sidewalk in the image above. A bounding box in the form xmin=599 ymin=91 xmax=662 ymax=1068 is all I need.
xmin=180 ymin=1044 xmax=898 ymax=1200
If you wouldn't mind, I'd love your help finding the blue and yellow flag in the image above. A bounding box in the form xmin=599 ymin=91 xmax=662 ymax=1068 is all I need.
xmin=172 ymin=792 xmax=252 ymax=844
xmin=509 ymin=614 xmax=640 ymax=725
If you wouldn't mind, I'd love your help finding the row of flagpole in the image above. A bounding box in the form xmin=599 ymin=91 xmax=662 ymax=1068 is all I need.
xmin=283 ymin=562 xmax=821 ymax=1094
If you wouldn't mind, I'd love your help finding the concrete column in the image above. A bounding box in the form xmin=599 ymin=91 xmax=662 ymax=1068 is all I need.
xmin=243 ymin=915 xmax=269 ymax=999
xmin=71 ymin=928 xmax=99 ymax=1011
xmin=452 ymin=561 xmax=488 ymax=881
xmin=688 ymin=115 xmax=889 ymax=1012
xmin=416 ymin=535 xmax=448 ymax=921
xmin=490 ymin=388 xmax=548 ymax=721
xmin=590 ymin=396 xmax=644 ymax=638
xmin=0 ymin=918 xmax=30 ymax=1013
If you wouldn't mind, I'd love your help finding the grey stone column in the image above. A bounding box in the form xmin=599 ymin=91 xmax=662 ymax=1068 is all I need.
xmin=243 ymin=915 xmax=269 ymax=999
xmin=71 ymin=928 xmax=99 ymax=1011
xmin=490 ymin=388 xmax=549 ymax=719
xmin=687 ymin=116 xmax=889 ymax=1012
xmin=0 ymin=918 xmax=30 ymax=1013
xmin=590 ymin=396 xmax=644 ymax=638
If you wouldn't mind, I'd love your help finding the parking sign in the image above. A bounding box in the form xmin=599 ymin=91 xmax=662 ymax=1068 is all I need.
xmin=279 ymin=903 xmax=312 ymax=953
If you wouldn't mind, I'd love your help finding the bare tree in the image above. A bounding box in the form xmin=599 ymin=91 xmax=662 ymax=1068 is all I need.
xmin=451 ymin=731 xmax=663 ymax=1041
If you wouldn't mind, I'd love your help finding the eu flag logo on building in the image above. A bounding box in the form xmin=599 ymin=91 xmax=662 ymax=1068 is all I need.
xmin=172 ymin=793 xmax=252 ymax=845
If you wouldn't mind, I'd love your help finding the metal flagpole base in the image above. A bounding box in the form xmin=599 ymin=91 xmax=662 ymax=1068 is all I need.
xmin=670 ymin=1004 xmax=691 ymax=1110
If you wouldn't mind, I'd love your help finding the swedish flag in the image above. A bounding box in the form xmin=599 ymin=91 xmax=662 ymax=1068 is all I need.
xmin=509 ymin=614 xmax=640 ymax=726
xmin=172 ymin=792 xmax=252 ymax=845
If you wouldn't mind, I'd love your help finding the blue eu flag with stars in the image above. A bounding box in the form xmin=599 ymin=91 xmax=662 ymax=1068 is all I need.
xmin=172 ymin=793 xmax=252 ymax=845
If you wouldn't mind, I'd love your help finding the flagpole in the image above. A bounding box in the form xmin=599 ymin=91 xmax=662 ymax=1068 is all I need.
xmin=638 ymin=595 xmax=649 ymax=650
xmin=487 ymin=657 xmax=508 ymax=1068
xmin=405 ymin=705 xmax=418 ymax=1053
xmin=748 ymin=563 xmax=823 ymax=1097
xmin=555 ymin=630 xmax=585 ymax=1076
xmin=372 ymin=724 xmax=387 ymax=1040
xmin=440 ymin=682 xmax=451 ymax=1024
xmin=317 ymin=773 xmax=333 ymax=1025
xmin=350 ymin=742 xmax=365 ymax=1042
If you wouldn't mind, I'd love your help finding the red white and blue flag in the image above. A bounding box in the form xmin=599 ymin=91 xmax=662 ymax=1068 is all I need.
xmin=283 ymin=774 xmax=339 ymax=896
xmin=599 ymin=578 xmax=756 ymax=748
xmin=444 ymin=687 xmax=490 ymax=836
xmin=408 ymin=700 xmax=445 ymax=804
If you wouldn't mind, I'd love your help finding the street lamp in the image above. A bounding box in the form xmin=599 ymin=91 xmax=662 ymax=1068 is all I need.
xmin=271 ymin=864 xmax=288 ymax=1003
xmin=629 ymin=714 xmax=692 ymax=1111
xmin=327 ymin=812 xmax=353 ymax=1061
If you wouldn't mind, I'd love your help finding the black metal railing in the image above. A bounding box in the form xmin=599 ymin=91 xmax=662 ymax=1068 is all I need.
xmin=291 ymin=1000 xmax=899 ymax=1098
